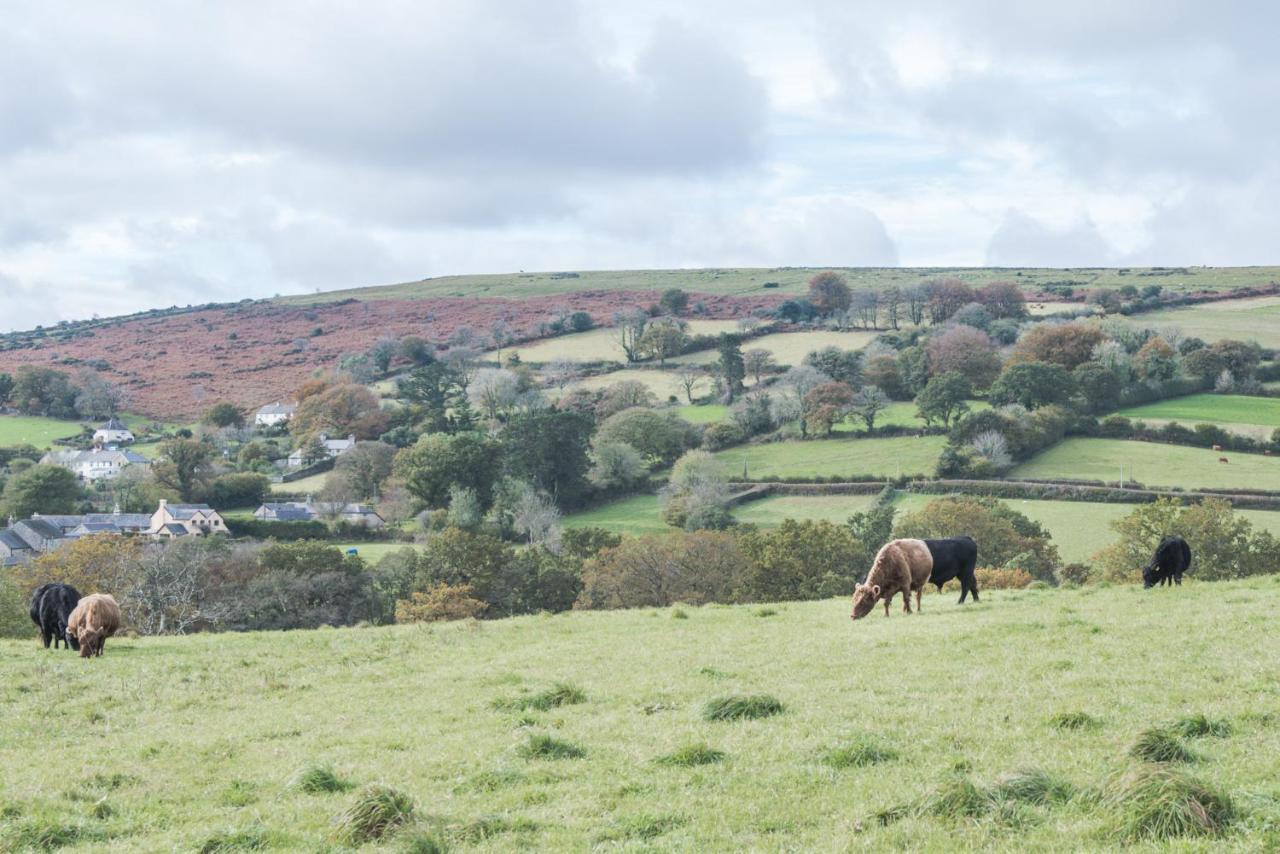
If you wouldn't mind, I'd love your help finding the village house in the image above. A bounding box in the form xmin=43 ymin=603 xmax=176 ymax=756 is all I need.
xmin=255 ymin=402 xmax=297 ymax=427
xmin=286 ymin=433 xmax=356 ymax=467
xmin=40 ymin=447 xmax=150 ymax=481
xmin=92 ymin=417 xmax=135 ymax=444
xmin=254 ymin=497 xmax=385 ymax=528
xmin=0 ymin=517 xmax=67 ymax=566
xmin=0 ymin=503 xmax=227 ymax=564
xmin=148 ymin=500 xmax=228 ymax=538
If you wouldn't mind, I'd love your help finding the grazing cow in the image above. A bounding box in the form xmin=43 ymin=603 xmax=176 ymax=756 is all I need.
xmin=65 ymin=594 xmax=121 ymax=658
xmin=851 ymin=539 xmax=934 ymax=619
xmin=1218 ymin=457 xmax=1229 ymax=464
xmin=1266 ymin=450 xmax=1274 ymax=457
xmin=1143 ymin=536 xmax=1192 ymax=589
xmin=28 ymin=583 xmax=82 ymax=651
xmin=1212 ymin=444 xmax=1223 ymax=452
xmin=924 ymin=536 xmax=981 ymax=603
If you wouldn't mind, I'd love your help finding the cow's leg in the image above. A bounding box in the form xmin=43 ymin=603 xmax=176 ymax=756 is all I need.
xmin=903 ymin=590 xmax=911 ymax=614
xmin=41 ymin=630 xmax=51 ymax=649
xmin=883 ymin=597 xmax=890 ymax=617
xmin=915 ymin=588 xmax=923 ymax=612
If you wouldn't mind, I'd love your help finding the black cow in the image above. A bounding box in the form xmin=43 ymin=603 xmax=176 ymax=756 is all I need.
xmin=1143 ymin=535 xmax=1191 ymax=588
xmin=28 ymin=583 xmax=82 ymax=650
xmin=924 ymin=536 xmax=980 ymax=603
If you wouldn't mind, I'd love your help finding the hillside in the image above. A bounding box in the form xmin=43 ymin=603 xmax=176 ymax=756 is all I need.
xmin=3 ymin=580 xmax=1278 ymax=850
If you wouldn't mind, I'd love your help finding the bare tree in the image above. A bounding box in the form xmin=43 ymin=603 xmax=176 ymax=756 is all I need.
xmin=512 ymin=483 xmax=562 ymax=551
xmin=882 ymin=286 xmax=902 ymax=330
xmin=743 ymin=349 xmax=776 ymax=385
xmin=673 ymin=365 xmax=705 ymax=403
xmin=126 ymin=539 xmax=232 ymax=635
xmin=613 ymin=309 xmax=649 ymax=363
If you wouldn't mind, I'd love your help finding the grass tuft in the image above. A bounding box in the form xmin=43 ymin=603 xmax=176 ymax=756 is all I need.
xmin=702 ymin=694 xmax=784 ymax=722
xmin=991 ymin=769 xmax=1076 ymax=805
xmin=198 ymin=825 xmax=281 ymax=852
xmin=754 ymin=607 xmax=778 ymax=617
xmin=518 ymin=734 xmax=586 ymax=760
xmin=655 ymin=743 xmax=726 ymax=767
xmin=1170 ymin=713 xmax=1233 ymax=739
xmin=1130 ymin=728 xmax=1198 ymax=763
xmin=1102 ymin=766 xmax=1235 ymax=841
xmin=494 ymin=683 xmax=586 ymax=712
xmin=1048 ymin=710 xmax=1099 ymax=730
xmin=596 ymin=813 xmax=686 ymax=842
xmin=331 ymin=785 xmax=416 ymax=844
xmin=289 ymin=765 xmax=355 ymax=794
xmin=917 ymin=776 xmax=995 ymax=819
xmin=400 ymin=833 xmax=449 ymax=853
xmin=6 ymin=817 xmax=105 ymax=850
xmin=820 ymin=735 xmax=898 ymax=769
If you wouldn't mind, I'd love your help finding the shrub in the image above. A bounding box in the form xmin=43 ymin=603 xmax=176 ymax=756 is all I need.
xmin=820 ymin=735 xmax=898 ymax=769
xmin=1055 ymin=563 xmax=1093 ymax=586
xmin=518 ymin=735 xmax=586 ymax=760
xmin=702 ymin=694 xmax=784 ymax=722
xmin=973 ymin=567 xmax=1033 ymax=590
xmin=655 ymin=743 xmax=726 ymax=767
xmin=332 ymin=785 xmax=416 ymax=844
xmin=1170 ymin=714 xmax=1232 ymax=739
xmin=289 ymin=765 xmax=355 ymax=794
xmin=494 ymin=683 xmax=586 ymax=712
xmin=1048 ymin=711 xmax=1099 ymax=730
xmin=1102 ymin=766 xmax=1235 ymax=841
xmin=395 ymin=584 xmax=486 ymax=623
xmin=1130 ymin=728 xmax=1198 ymax=763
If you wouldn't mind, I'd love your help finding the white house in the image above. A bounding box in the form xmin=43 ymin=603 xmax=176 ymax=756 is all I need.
xmin=255 ymin=402 xmax=297 ymax=428
xmin=93 ymin=417 xmax=134 ymax=444
xmin=41 ymin=447 xmax=150 ymax=481
xmin=148 ymin=500 xmax=228 ymax=538
xmin=254 ymin=498 xmax=385 ymax=528
xmin=286 ymin=433 xmax=357 ymax=467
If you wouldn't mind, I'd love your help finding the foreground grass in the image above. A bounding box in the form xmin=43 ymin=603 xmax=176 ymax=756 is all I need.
xmin=1010 ymin=438 xmax=1280 ymax=491
xmin=3 ymin=580 xmax=1280 ymax=850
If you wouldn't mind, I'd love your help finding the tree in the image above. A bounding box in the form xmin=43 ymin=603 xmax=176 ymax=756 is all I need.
xmin=398 ymin=335 xmax=435 ymax=366
xmin=638 ymin=318 xmax=688 ymax=366
xmin=1071 ymin=362 xmax=1122 ymax=413
xmin=0 ymin=372 xmax=13 ymax=406
xmin=291 ymin=384 xmax=388 ymax=440
xmin=396 ymin=432 xmax=501 ymax=509
xmin=735 ymin=520 xmax=864 ymax=601
xmin=74 ymin=372 xmax=128 ymax=419
xmin=127 ymin=538 xmax=231 ymax=635
xmin=595 ymin=407 xmax=697 ymax=467
xmin=152 ymin=438 xmax=215 ymax=502
xmin=881 ymin=286 xmax=902 ymax=330
xmin=1133 ymin=337 xmax=1177 ymax=383
xmin=673 ymin=366 xmax=705 ymax=404
xmin=926 ymin=326 xmax=1001 ymax=389
xmin=1010 ymin=323 xmax=1105 ymax=370
xmin=894 ymin=496 xmax=1061 ymax=582
xmin=743 ymin=349 xmax=776 ymax=385
xmin=802 ymin=382 xmax=854 ymax=437
xmin=510 ymin=482 xmax=563 ymax=548
xmin=369 ymin=337 xmax=399 ymax=374
xmin=588 ymin=442 xmax=648 ymax=489
xmin=862 ymin=355 xmax=905 ymax=399
xmin=205 ymin=472 xmax=271 ymax=508
xmin=807 ymin=271 xmax=852 ymax=316
xmin=10 ymin=366 xmax=78 ymax=418
xmin=468 ymin=368 xmax=521 ymax=421
xmin=849 ymin=385 xmax=890 ymax=432
xmin=803 ymin=347 xmax=862 ymax=386
xmin=897 ymin=346 xmax=930 ymax=396
xmin=576 ymin=531 xmax=745 ymax=609
xmin=203 ymin=402 xmax=245 ymax=429
xmin=988 ymin=362 xmax=1076 ymax=409
xmin=850 ymin=290 xmax=879 ymax=328
xmin=613 ymin=309 xmax=649 ymax=363
xmin=1 ymin=464 xmax=83 ymax=518
xmin=1208 ymin=340 xmax=1261 ymax=379
xmin=15 ymin=536 xmax=141 ymax=600
xmin=333 ymin=441 xmax=397 ymax=500
xmin=1182 ymin=348 xmax=1227 ymax=383
xmin=569 ymin=311 xmax=594 ymax=332
xmin=398 ymin=362 xmax=465 ymax=434
xmin=659 ymin=288 xmax=690 ymax=315
xmin=976 ymin=281 xmax=1029 ymax=319
xmin=716 ymin=334 xmax=746 ymax=402
xmin=923 ymin=278 xmax=975 ymax=324
xmin=904 ymin=285 xmax=928 ymax=325
xmin=659 ymin=450 xmax=732 ymax=530
xmin=595 ymin=380 xmax=657 ymax=419
xmin=501 ymin=409 xmax=594 ymax=506
xmin=914 ymin=372 xmax=972 ymax=429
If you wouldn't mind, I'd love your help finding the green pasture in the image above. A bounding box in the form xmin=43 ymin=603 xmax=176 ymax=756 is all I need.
xmin=4 ymin=580 xmax=1280 ymax=849
xmin=1117 ymin=394 xmax=1280 ymax=430
xmin=492 ymin=320 xmax=740 ymax=365
xmin=713 ymin=435 xmax=947 ymax=480
xmin=0 ymin=415 xmax=85 ymax=449
xmin=673 ymin=404 xmax=729 ymax=424
xmin=270 ymin=472 xmax=330 ymax=495
xmin=1123 ymin=295 xmax=1280 ymax=348
xmin=669 ymin=329 xmax=879 ymax=367
xmin=565 ymin=369 xmax=731 ymax=402
xmin=1010 ymin=438 xmax=1280 ymax=491
xmin=276 ymin=265 xmax=1280 ymax=305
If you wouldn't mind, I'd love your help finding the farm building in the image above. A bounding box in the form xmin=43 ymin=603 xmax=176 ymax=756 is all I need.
xmin=255 ymin=401 xmax=297 ymax=427
xmin=254 ymin=498 xmax=385 ymax=528
xmin=40 ymin=447 xmax=150 ymax=481
xmin=286 ymin=433 xmax=356 ymax=467
xmin=92 ymin=417 xmax=134 ymax=444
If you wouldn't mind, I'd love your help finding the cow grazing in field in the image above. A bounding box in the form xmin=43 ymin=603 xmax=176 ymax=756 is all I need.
xmin=924 ymin=536 xmax=981 ymax=603
xmin=65 ymin=593 xmax=121 ymax=658
xmin=1212 ymin=444 xmax=1223 ymax=452
xmin=1218 ymin=457 xmax=1229 ymax=464
xmin=850 ymin=539 xmax=934 ymax=619
xmin=28 ymin=583 xmax=82 ymax=651
xmin=1266 ymin=450 xmax=1274 ymax=457
xmin=1143 ymin=536 xmax=1192 ymax=589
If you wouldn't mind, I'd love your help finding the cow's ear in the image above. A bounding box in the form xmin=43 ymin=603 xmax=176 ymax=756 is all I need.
xmin=871 ymin=584 xmax=881 ymax=597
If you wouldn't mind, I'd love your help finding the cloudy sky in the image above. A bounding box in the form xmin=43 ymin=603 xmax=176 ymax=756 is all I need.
xmin=2 ymin=0 xmax=1277 ymax=330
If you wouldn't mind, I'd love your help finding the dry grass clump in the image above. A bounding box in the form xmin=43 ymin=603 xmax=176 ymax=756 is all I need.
xmin=1130 ymin=728 xmax=1198 ymax=763
xmin=991 ymin=769 xmax=1076 ymax=806
xmin=494 ymin=683 xmax=586 ymax=712
xmin=702 ymin=694 xmax=784 ymax=721
xmin=1102 ymin=766 xmax=1235 ymax=842
xmin=518 ymin=734 xmax=586 ymax=760
xmin=820 ymin=735 xmax=898 ymax=769
xmin=289 ymin=764 xmax=355 ymax=794
xmin=1170 ymin=713 xmax=1233 ymax=739
xmin=1048 ymin=710 xmax=1099 ymax=730
xmin=331 ymin=785 xmax=416 ymax=844
xmin=655 ymin=743 xmax=726 ymax=767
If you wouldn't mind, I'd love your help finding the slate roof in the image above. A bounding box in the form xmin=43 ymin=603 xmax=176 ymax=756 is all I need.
xmin=164 ymin=504 xmax=215 ymax=520
xmin=99 ymin=418 xmax=129 ymax=431
xmin=0 ymin=529 xmax=31 ymax=551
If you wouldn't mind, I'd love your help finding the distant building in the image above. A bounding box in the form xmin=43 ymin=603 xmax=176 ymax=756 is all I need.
xmin=93 ymin=417 xmax=135 ymax=445
xmin=40 ymin=447 xmax=150 ymax=481
xmin=148 ymin=500 xmax=228 ymax=538
xmin=0 ymin=517 xmax=68 ymax=566
xmin=286 ymin=433 xmax=356 ymax=467
xmin=255 ymin=402 xmax=297 ymax=428
xmin=254 ymin=498 xmax=385 ymax=528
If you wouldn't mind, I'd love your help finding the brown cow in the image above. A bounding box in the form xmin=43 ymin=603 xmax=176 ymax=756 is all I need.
xmin=1218 ymin=457 xmax=1229 ymax=464
xmin=65 ymin=594 xmax=121 ymax=658
xmin=850 ymin=539 xmax=934 ymax=620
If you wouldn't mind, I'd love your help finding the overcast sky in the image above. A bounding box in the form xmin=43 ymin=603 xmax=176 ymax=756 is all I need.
xmin=2 ymin=1 xmax=1278 ymax=330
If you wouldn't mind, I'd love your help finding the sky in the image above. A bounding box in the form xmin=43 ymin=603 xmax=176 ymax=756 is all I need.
xmin=2 ymin=0 xmax=1278 ymax=330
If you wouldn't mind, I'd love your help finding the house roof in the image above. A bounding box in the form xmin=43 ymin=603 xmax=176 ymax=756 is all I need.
xmin=14 ymin=518 xmax=63 ymax=544
xmin=82 ymin=513 xmax=152 ymax=528
xmin=0 ymin=529 xmax=31 ymax=551
xmin=70 ymin=522 xmax=126 ymax=536
xmin=98 ymin=418 xmax=129 ymax=431
xmin=257 ymin=402 xmax=297 ymax=415
xmin=32 ymin=514 xmax=86 ymax=530
xmin=162 ymin=523 xmax=189 ymax=535
xmin=163 ymin=503 xmax=215 ymax=520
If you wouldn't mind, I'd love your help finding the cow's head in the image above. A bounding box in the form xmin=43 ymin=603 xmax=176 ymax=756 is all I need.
xmin=850 ymin=583 xmax=881 ymax=620
xmin=78 ymin=629 xmax=99 ymax=658
xmin=63 ymin=626 xmax=80 ymax=651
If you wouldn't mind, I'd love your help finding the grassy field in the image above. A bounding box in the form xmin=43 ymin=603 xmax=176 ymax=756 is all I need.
xmin=270 ymin=472 xmax=330 ymax=495
xmin=330 ymin=542 xmax=420 ymax=562
xmin=1118 ymin=394 xmax=1280 ymax=429
xmin=1123 ymin=295 xmax=1280 ymax=348
xmin=0 ymin=415 xmax=85 ymax=449
xmin=669 ymin=329 xmax=879 ymax=367
xmin=276 ymin=265 xmax=1280 ymax=304
xmin=491 ymin=320 xmax=741 ymax=365
xmin=5 ymin=580 xmax=1280 ymax=850
xmin=673 ymin=403 xmax=729 ymax=424
xmin=563 ymin=494 xmax=669 ymax=535
xmin=564 ymin=369 xmax=734 ymax=401
xmin=1011 ymin=438 xmax=1280 ymax=491
xmin=1027 ymin=301 xmax=1098 ymax=316
xmin=714 ymin=435 xmax=947 ymax=480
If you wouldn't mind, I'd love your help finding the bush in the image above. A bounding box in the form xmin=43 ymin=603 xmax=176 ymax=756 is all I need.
xmin=0 ymin=575 xmax=29 ymax=638
xmin=701 ymin=421 xmax=744 ymax=451
xmin=655 ymin=743 xmax=726 ymax=767
xmin=395 ymin=584 xmax=486 ymax=623
xmin=1102 ymin=766 xmax=1235 ymax=841
xmin=972 ymin=567 xmax=1033 ymax=590
xmin=702 ymin=694 xmax=784 ymax=721
xmin=1055 ymin=563 xmax=1093 ymax=586
xmin=331 ymin=785 xmax=415 ymax=844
